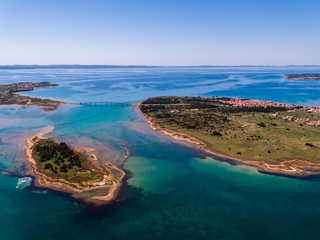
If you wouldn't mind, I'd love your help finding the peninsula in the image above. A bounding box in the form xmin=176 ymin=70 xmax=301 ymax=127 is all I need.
xmin=26 ymin=128 xmax=125 ymax=205
xmin=139 ymin=96 xmax=320 ymax=177
xmin=286 ymin=74 xmax=320 ymax=80
xmin=0 ymin=82 xmax=64 ymax=110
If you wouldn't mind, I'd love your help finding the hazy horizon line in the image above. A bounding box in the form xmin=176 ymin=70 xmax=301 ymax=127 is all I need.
xmin=1 ymin=64 xmax=320 ymax=69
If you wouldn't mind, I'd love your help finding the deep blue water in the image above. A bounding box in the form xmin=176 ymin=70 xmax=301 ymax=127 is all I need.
xmin=1 ymin=66 xmax=320 ymax=239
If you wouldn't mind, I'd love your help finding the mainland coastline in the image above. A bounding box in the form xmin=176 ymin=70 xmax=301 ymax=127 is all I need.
xmin=137 ymin=97 xmax=320 ymax=177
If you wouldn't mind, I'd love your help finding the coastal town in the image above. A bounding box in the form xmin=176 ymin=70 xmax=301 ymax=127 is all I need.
xmin=210 ymin=97 xmax=320 ymax=127
xmin=0 ymin=82 xmax=61 ymax=106
xmin=211 ymin=96 xmax=298 ymax=109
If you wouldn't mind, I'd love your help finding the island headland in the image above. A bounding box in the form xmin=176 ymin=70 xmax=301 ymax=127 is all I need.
xmin=138 ymin=96 xmax=320 ymax=177
xmin=0 ymin=82 xmax=64 ymax=111
xmin=286 ymin=74 xmax=320 ymax=80
xmin=25 ymin=127 xmax=126 ymax=205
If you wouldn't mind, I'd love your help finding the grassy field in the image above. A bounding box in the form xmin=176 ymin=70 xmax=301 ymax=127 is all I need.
xmin=33 ymin=140 xmax=104 ymax=185
xmin=140 ymin=96 xmax=320 ymax=164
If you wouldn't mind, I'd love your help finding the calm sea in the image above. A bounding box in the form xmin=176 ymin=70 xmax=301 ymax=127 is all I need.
xmin=1 ymin=66 xmax=320 ymax=240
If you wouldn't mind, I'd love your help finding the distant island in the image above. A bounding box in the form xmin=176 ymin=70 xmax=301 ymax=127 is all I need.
xmin=286 ymin=74 xmax=320 ymax=80
xmin=0 ymin=82 xmax=64 ymax=110
xmin=139 ymin=96 xmax=320 ymax=177
xmin=26 ymin=128 xmax=125 ymax=205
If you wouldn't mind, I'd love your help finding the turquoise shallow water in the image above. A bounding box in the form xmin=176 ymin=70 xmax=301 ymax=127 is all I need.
xmin=1 ymin=66 xmax=320 ymax=239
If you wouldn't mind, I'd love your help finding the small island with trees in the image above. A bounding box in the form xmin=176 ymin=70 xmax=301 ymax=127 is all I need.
xmin=34 ymin=140 xmax=104 ymax=183
xmin=26 ymin=128 xmax=125 ymax=205
xmin=139 ymin=96 xmax=320 ymax=177
xmin=0 ymin=82 xmax=64 ymax=110
xmin=286 ymin=74 xmax=320 ymax=80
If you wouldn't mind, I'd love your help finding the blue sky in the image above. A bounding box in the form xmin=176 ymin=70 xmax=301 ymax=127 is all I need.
xmin=0 ymin=0 xmax=319 ymax=65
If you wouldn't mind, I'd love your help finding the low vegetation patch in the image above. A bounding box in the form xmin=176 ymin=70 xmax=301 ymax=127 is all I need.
xmin=140 ymin=96 xmax=320 ymax=164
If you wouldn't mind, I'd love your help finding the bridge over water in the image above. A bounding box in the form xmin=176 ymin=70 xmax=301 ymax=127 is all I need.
xmin=79 ymin=102 xmax=135 ymax=106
